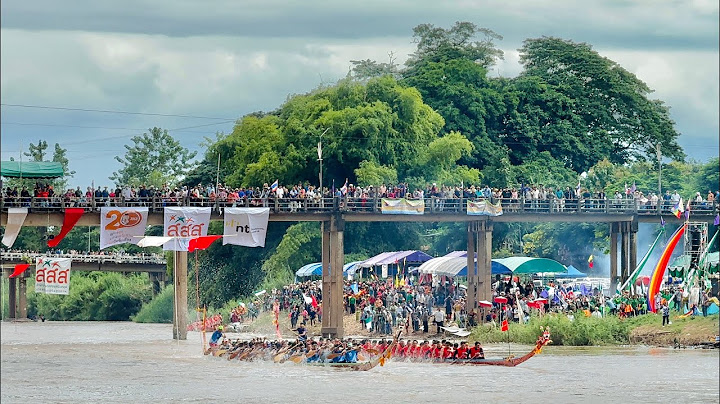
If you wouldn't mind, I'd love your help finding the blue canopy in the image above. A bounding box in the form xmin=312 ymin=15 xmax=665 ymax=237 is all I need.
xmin=296 ymin=261 xmax=363 ymax=277
xmin=555 ymin=265 xmax=588 ymax=278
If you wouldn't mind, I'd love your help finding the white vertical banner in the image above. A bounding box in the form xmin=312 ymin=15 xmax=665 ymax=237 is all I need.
xmin=163 ymin=207 xmax=211 ymax=251
xmin=223 ymin=207 xmax=270 ymax=247
xmin=1 ymin=207 xmax=28 ymax=248
xmin=35 ymin=257 xmax=71 ymax=295
xmin=100 ymin=207 xmax=149 ymax=249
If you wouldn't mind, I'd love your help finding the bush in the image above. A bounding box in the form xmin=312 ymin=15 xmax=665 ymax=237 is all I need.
xmin=27 ymin=272 xmax=152 ymax=321
xmin=133 ymin=285 xmax=175 ymax=323
xmin=470 ymin=314 xmax=633 ymax=346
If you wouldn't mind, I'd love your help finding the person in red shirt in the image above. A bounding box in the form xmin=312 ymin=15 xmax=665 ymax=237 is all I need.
xmin=420 ymin=341 xmax=432 ymax=359
xmin=456 ymin=341 xmax=469 ymax=359
xmin=432 ymin=341 xmax=443 ymax=360
xmin=443 ymin=342 xmax=455 ymax=360
xmin=469 ymin=342 xmax=485 ymax=359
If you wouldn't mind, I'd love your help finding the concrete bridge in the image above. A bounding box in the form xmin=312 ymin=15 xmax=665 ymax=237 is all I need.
xmin=2 ymin=196 xmax=717 ymax=338
xmin=1 ymin=252 xmax=167 ymax=320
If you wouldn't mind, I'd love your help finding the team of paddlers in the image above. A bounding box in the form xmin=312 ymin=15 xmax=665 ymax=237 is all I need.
xmin=206 ymin=332 xmax=485 ymax=364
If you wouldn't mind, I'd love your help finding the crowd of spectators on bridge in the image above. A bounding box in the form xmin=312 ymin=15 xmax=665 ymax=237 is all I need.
xmin=3 ymin=180 xmax=718 ymax=215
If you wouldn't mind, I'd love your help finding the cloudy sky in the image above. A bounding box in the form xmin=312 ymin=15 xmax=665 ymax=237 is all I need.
xmin=1 ymin=0 xmax=718 ymax=188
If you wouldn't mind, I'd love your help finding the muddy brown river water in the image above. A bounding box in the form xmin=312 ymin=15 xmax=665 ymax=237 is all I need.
xmin=1 ymin=322 xmax=718 ymax=403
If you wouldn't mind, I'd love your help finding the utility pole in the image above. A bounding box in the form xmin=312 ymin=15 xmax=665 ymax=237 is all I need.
xmin=656 ymin=143 xmax=662 ymax=195
xmin=318 ymin=128 xmax=330 ymax=206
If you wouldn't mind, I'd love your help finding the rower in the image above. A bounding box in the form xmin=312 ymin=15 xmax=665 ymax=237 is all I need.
xmin=456 ymin=341 xmax=469 ymax=359
xmin=296 ymin=322 xmax=308 ymax=342
xmin=209 ymin=325 xmax=225 ymax=347
xmin=469 ymin=342 xmax=485 ymax=359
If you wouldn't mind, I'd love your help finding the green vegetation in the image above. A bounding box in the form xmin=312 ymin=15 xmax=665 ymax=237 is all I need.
xmin=27 ymin=272 xmax=152 ymax=321
xmin=470 ymin=314 xmax=719 ymax=346
xmin=132 ymin=285 xmax=174 ymax=323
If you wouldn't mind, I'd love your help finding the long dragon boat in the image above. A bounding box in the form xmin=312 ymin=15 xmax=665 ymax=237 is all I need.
xmin=205 ymin=332 xmax=400 ymax=371
xmin=205 ymin=329 xmax=550 ymax=369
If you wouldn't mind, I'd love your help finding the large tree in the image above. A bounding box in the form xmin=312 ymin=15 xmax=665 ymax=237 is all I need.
xmin=110 ymin=127 xmax=197 ymax=187
xmin=517 ymin=37 xmax=684 ymax=169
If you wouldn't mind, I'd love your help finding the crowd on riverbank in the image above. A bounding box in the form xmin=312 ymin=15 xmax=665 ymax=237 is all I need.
xmin=244 ymin=273 xmax=719 ymax=339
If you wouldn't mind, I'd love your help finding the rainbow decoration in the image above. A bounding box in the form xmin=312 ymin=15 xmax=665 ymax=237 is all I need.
xmin=647 ymin=224 xmax=687 ymax=313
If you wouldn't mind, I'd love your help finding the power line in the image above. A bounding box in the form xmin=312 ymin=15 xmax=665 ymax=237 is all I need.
xmin=0 ymin=103 xmax=234 ymax=120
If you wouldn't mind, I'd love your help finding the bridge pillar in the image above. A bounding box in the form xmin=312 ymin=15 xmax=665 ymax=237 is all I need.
xmin=173 ymin=250 xmax=188 ymax=340
xmin=620 ymin=222 xmax=630 ymax=286
xmin=6 ymin=269 xmax=17 ymax=320
xmin=321 ymin=215 xmax=344 ymax=338
xmin=610 ymin=223 xmax=619 ymax=292
xmin=466 ymin=220 xmax=491 ymax=322
xmin=477 ymin=221 xmax=492 ymax=317
xmin=465 ymin=223 xmax=476 ymax=316
xmin=629 ymin=220 xmax=638 ymax=280
xmin=18 ymin=275 xmax=28 ymax=319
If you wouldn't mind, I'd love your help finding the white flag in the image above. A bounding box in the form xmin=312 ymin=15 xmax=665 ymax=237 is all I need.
xmin=35 ymin=257 xmax=71 ymax=295
xmin=100 ymin=207 xmax=148 ymax=249
xmin=223 ymin=207 xmax=270 ymax=247
xmin=1 ymin=208 xmax=27 ymax=248
xmin=137 ymin=236 xmax=173 ymax=248
xmin=163 ymin=207 xmax=211 ymax=251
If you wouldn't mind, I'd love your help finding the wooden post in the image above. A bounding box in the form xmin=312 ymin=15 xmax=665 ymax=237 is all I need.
xmin=8 ymin=271 xmax=17 ymax=320
xmin=173 ymin=250 xmax=188 ymax=340
xmin=18 ymin=275 xmax=27 ymax=319
xmin=610 ymin=223 xmax=619 ymax=292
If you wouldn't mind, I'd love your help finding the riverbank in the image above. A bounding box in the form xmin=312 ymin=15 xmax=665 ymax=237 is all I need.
xmin=234 ymin=310 xmax=718 ymax=347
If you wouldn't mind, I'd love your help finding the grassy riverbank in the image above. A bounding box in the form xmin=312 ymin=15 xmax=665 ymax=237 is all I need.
xmin=220 ymin=309 xmax=718 ymax=347
xmin=469 ymin=313 xmax=719 ymax=346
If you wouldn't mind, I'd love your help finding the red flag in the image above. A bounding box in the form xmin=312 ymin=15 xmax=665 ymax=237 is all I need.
xmin=501 ymin=319 xmax=509 ymax=332
xmin=47 ymin=208 xmax=85 ymax=248
xmin=188 ymin=235 xmax=222 ymax=252
xmin=9 ymin=263 xmax=31 ymax=278
xmin=311 ymin=294 xmax=318 ymax=309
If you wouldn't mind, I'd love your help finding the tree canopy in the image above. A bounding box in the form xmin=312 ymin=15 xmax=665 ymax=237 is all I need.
xmin=111 ymin=127 xmax=197 ymax=188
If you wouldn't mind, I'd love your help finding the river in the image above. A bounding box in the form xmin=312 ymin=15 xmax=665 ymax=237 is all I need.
xmin=1 ymin=322 xmax=718 ymax=403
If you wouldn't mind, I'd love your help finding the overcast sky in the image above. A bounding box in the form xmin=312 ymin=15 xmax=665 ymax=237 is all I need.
xmin=1 ymin=0 xmax=718 ymax=188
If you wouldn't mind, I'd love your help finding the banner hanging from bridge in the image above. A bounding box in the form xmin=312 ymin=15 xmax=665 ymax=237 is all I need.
xmin=381 ymin=198 xmax=424 ymax=215
xmin=1 ymin=207 xmax=28 ymax=248
xmin=47 ymin=208 xmax=85 ymax=248
xmin=163 ymin=207 xmax=211 ymax=251
xmin=223 ymin=207 xmax=270 ymax=247
xmin=100 ymin=207 xmax=149 ymax=249
xmin=35 ymin=257 xmax=71 ymax=295
xmin=467 ymin=200 xmax=503 ymax=216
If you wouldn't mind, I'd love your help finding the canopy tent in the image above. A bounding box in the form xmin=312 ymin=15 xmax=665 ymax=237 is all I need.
xmin=554 ymin=265 xmax=588 ymax=278
xmin=442 ymin=251 xmax=476 ymax=258
xmin=1 ymin=161 xmax=64 ymax=178
xmin=295 ymin=261 xmax=364 ymax=277
xmin=494 ymin=257 xmax=566 ymax=274
xmin=417 ymin=257 xmax=512 ymax=277
xmin=357 ymin=250 xmax=433 ymax=268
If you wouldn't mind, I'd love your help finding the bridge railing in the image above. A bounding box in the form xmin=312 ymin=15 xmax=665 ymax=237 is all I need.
xmin=1 ymin=195 xmax=716 ymax=216
xmin=0 ymin=251 xmax=167 ymax=264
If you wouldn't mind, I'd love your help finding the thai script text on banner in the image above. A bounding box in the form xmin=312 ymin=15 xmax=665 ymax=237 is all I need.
xmin=1 ymin=208 xmax=28 ymax=248
xmin=163 ymin=207 xmax=211 ymax=251
xmin=381 ymin=198 xmax=425 ymax=215
xmin=35 ymin=257 xmax=71 ymax=295
xmin=467 ymin=200 xmax=503 ymax=216
xmin=100 ymin=207 xmax=149 ymax=249
xmin=223 ymin=207 xmax=270 ymax=247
